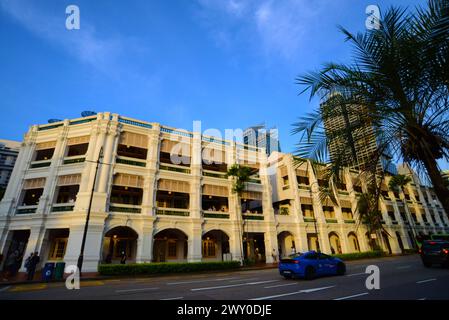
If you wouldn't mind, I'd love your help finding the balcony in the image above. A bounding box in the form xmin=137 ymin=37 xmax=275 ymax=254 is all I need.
xmin=282 ymin=185 xmax=290 ymax=190
xmin=303 ymin=217 xmax=316 ymax=223
xmin=203 ymin=210 xmax=230 ymax=219
xmin=344 ymin=219 xmax=356 ymax=224
xmin=326 ymin=219 xmax=338 ymax=224
xmin=156 ymin=208 xmax=189 ymax=217
xmin=16 ymin=205 xmax=37 ymax=214
xmin=30 ymin=160 xmax=51 ymax=169
xmin=242 ymin=213 xmax=264 ymax=221
xmin=298 ymin=185 xmax=310 ymax=191
xmin=116 ymin=156 xmax=146 ymax=167
xmin=109 ymin=203 xmax=142 ymax=214
xmin=202 ymin=170 xmax=227 ymax=179
xmin=63 ymin=155 xmax=86 ymax=165
xmin=52 ymin=203 xmax=75 ymax=212
xmin=159 ymin=163 xmax=191 ymax=174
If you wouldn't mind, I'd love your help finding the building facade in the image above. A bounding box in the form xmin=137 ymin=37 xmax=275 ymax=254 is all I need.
xmin=0 ymin=139 xmax=21 ymax=198
xmin=0 ymin=113 xmax=447 ymax=274
xmin=321 ymin=100 xmax=397 ymax=175
xmin=243 ymin=124 xmax=281 ymax=156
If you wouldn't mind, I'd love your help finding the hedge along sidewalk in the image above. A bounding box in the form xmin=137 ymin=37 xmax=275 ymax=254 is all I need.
xmin=331 ymin=250 xmax=387 ymax=261
xmin=98 ymin=261 xmax=241 ymax=276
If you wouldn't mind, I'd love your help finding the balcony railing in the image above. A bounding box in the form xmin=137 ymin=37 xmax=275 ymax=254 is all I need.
xmin=16 ymin=205 xmax=38 ymax=214
xmin=282 ymin=185 xmax=290 ymax=190
xmin=159 ymin=163 xmax=191 ymax=174
xmin=298 ymin=185 xmax=310 ymax=191
xmin=156 ymin=207 xmax=189 ymax=217
xmin=116 ymin=156 xmax=146 ymax=167
xmin=326 ymin=218 xmax=338 ymax=224
xmin=109 ymin=203 xmax=142 ymax=214
xmin=63 ymin=156 xmax=86 ymax=165
xmin=242 ymin=213 xmax=264 ymax=221
xmin=30 ymin=160 xmax=51 ymax=169
xmin=303 ymin=217 xmax=316 ymax=223
xmin=203 ymin=210 xmax=230 ymax=219
xmin=52 ymin=203 xmax=75 ymax=212
xmin=344 ymin=219 xmax=356 ymax=224
xmin=202 ymin=170 xmax=227 ymax=179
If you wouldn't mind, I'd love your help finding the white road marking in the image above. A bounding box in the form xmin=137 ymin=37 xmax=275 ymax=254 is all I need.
xmin=333 ymin=292 xmax=369 ymax=300
xmin=417 ymin=297 xmax=426 ymax=300
xmin=191 ymin=280 xmax=277 ymax=292
xmin=416 ymin=278 xmax=437 ymax=284
xmin=396 ymin=265 xmax=411 ymax=269
xmin=115 ymin=287 xmax=159 ymax=293
xmin=161 ymin=296 xmax=184 ymax=300
xmin=0 ymin=286 xmax=11 ymax=293
xmin=346 ymin=272 xmax=366 ymax=277
xmin=250 ymin=286 xmax=335 ymax=301
xmin=167 ymin=277 xmax=236 ymax=285
xmin=264 ymin=283 xmax=298 ymax=289
xmin=229 ymin=277 xmax=259 ymax=282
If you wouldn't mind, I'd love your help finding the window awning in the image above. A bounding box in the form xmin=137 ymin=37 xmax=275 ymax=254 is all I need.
xmin=35 ymin=141 xmax=56 ymax=150
xmin=241 ymin=191 xmax=262 ymax=200
xmin=158 ymin=179 xmax=190 ymax=193
xmin=279 ymin=165 xmax=288 ymax=177
xmin=24 ymin=178 xmax=46 ymax=189
xmin=67 ymin=135 xmax=90 ymax=146
xmin=160 ymin=139 xmax=191 ymax=157
xmin=299 ymin=197 xmax=313 ymax=205
xmin=340 ymin=199 xmax=352 ymax=208
xmin=58 ymin=174 xmax=81 ymax=186
xmin=113 ymin=173 xmax=144 ymax=188
xmin=202 ymin=147 xmax=226 ymax=164
xmin=296 ymin=169 xmax=308 ymax=177
xmin=202 ymin=184 xmax=228 ymax=197
xmin=119 ymin=131 xmax=148 ymax=149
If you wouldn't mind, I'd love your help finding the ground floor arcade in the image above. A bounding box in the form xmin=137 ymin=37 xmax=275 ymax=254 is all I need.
xmin=0 ymin=213 xmax=441 ymax=273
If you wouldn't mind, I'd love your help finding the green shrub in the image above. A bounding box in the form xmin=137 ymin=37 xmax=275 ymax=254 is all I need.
xmin=98 ymin=261 xmax=241 ymax=276
xmin=332 ymin=250 xmax=386 ymax=261
xmin=402 ymin=248 xmax=418 ymax=255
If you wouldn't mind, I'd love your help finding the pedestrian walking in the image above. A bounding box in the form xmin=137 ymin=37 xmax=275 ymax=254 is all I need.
xmin=120 ymin=251 xmax=127 ymax=264
xmin=26 ymin=252 xmax=40 ymax=281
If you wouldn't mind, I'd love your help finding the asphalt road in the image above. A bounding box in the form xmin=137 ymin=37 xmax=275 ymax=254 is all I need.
xmin=0 ymin=255 xmax=448 ymax=300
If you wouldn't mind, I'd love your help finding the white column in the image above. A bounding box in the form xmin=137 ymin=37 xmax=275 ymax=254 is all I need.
xmin=135 ymin=220 xmax=155 ymax=263
xmin=141 ymin=125 xmax=160 ymax=216
xmin=187 ymin=225 xmax=202 ymax=262
xmin=63 ymin=213 xmax=107 ymax=273
xmin=18 ymin=226 xmax=45 ymax=272
xmin=189 ymin=132 xmax=202 ymax=219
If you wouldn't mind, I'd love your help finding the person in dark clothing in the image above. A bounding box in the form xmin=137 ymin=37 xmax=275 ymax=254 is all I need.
xmin=120 ymin=251 xmax=127 ymax=264
xmin=26 ymin=252 xmax=40 ymax=281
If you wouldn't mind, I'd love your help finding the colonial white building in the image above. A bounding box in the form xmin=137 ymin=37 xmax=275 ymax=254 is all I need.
xmin=0 ymin=112 xmax=447 ymax=273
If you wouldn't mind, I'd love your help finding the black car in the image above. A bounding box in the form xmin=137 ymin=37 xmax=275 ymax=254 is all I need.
xmin=420 ymin=240 xmax=449 ymax=268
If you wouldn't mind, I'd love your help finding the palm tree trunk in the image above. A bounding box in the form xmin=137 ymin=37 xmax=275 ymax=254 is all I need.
xmin=421 ymin=155 xmax=449 ymax=217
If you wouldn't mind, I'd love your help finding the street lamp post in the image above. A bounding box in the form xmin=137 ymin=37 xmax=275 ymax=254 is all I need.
xmin=77 ymin=147 xmax=104 ymax=275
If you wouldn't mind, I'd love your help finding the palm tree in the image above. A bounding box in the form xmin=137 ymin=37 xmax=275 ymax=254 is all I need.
xmin=226 ymin=164 xmax=253 ymax=264
xmin=388 ymin=174 xmax=418 ymax=246
xmin=294 ymin=1 xmax=449 ymax=217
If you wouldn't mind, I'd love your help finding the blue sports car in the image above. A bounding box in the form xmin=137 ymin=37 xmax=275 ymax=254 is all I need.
xmin=278 ymin=251 xmax=346 ymax=280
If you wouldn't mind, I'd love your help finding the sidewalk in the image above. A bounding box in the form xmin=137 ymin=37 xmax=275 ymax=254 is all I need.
xmin=0 ymin=263 xmax=279 ymax=287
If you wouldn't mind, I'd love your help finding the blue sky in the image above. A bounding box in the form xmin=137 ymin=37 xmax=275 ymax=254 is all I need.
xmin=1 ymin=0 xmax=435 ymax=163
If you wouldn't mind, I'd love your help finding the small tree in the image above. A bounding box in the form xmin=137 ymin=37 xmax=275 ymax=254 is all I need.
xmin=226 ymin=164 xmax=254 ymax=264
xmin=388 ymin=174 xmax=417 ymax=247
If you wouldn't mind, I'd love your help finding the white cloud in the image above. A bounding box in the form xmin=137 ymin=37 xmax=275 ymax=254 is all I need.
xmin=0 ymin=0 xmax=128 ymax=76
xmin=195 ymin=0 xmax=328 ymax=60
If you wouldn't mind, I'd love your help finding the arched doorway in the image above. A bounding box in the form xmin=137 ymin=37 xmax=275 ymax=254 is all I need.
xmin=103 ymin=226 xmax=138 ymax=264
xmin=348 ymin=232 xmax=360 ymax=252
xmin=277 ymin=231 xmax=295 ymax=258
xmin=328 ymin=232 xmax=342 ymax=254
xmin=382 ymin=231 xmax=392 ymax=254
xmin=396 ymin=231 xmax=404 ymax=253
xmin=202 ymin=230 xmax=230 ymax=261
xmin=153 ymin=229 xmax=188 ymax=262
